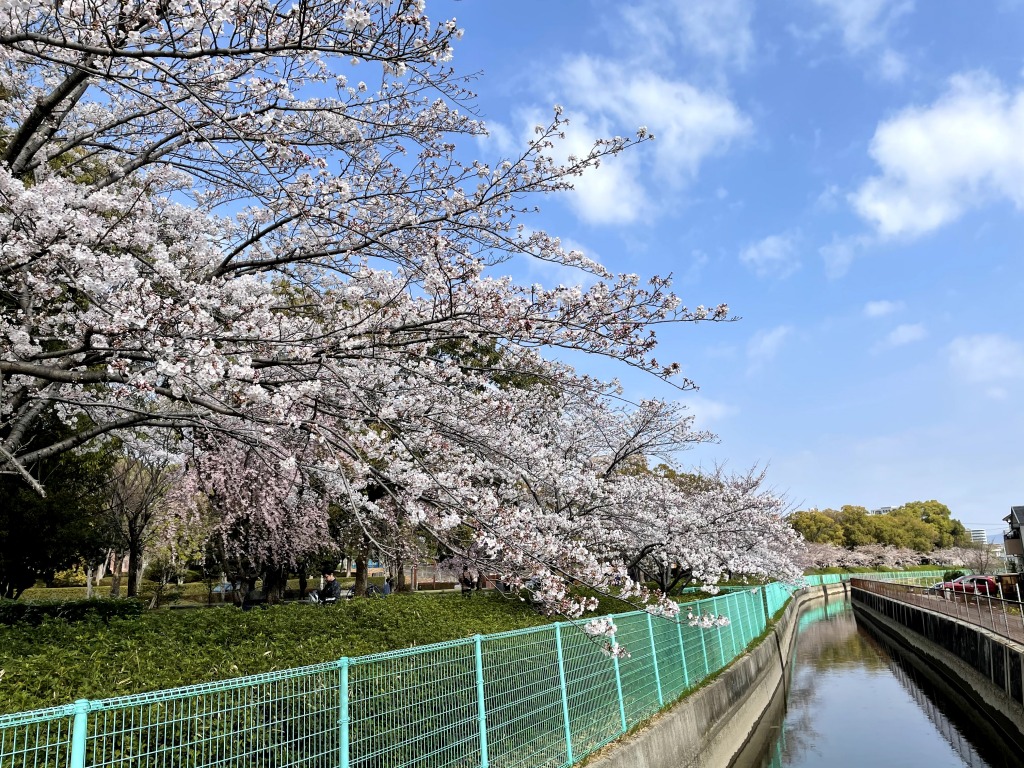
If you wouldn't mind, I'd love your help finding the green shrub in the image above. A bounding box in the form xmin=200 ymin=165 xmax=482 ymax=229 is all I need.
xmin=943 ymin=570 xmax=965 ymax=581
xmin=49 ymin=567 xmax=88 ymax=587
xmin=0 ymin=598 xmax=146 ymax=626
xmin=416 ymin=581 xmax=456 ymax=590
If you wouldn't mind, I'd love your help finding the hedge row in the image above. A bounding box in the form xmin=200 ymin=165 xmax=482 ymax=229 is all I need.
xmin=0 ymin=598 xmax=146 ymax=626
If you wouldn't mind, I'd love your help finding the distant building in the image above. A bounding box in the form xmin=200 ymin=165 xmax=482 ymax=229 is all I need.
xmin=1004 ymin=506 xmax=1023 ymax=559
xmin=870 ymin=506 xmax=894 ymax=516
xmin=969 ymin=529 xmax=988 ymax=546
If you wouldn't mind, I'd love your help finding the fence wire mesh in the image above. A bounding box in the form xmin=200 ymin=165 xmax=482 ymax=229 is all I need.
xmin=0 ymin=570 xmax=952 ymax=768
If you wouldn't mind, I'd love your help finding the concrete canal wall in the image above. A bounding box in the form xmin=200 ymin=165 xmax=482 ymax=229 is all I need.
xmin=586 ymin=582 xmax=848 ymax=768
xmin=851 ymin=586 xmax=1024 ymax=751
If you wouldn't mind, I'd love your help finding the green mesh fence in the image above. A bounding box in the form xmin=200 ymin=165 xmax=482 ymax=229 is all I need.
xmin=801 ymin=569 xmax=952 ymax=588
xmin=0 ymin=570 xmax=952 ymax=768
xmin=0 ymin=706 xmax=75 ymax=768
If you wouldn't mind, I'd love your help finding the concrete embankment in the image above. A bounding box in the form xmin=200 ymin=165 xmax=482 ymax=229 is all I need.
xmin=586 ymin=582 xmax=848 ymax=768
xmin=851 ymin=585 xmax=1024 ymax=752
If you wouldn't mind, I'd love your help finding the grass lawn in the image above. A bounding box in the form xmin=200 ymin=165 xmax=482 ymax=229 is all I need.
xmin=0 ymin=577 xmax=755 ymax=716
xmin=0 ymin=591 xmax=559 ymax=714
xmin=0 ymin=584 xmax=667 ymax=715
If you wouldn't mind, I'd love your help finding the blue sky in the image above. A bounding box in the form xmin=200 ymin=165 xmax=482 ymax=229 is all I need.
xmin=433 ymin=0 xmax=1024 ymax=536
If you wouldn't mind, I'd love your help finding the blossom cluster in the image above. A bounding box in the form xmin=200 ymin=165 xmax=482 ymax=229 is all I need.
xmin=686 ymin=610 xmax=731 ymax=629
xmin=0 ymin=1 xmax=802 ymax=616
xmin=582 ymin=617 xmax=618 ymax=638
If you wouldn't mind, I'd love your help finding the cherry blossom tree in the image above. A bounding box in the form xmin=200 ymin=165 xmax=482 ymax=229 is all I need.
xmin=103 ymin=443 xmax=182 ymax=597
xmin=0 ymin=0 xmax=804 ymax=617
xmin=796 ymin=542 xmax=952 ymax=571
xmin=0 ymin=0 xmax=716 ymax=472
xmin=929 ymin=546 xmax=984 ymax=571
xmin=618 ymin=467 xmax=805 ymax=594
xmin=192 ymin=437 xmax=330 ymax=600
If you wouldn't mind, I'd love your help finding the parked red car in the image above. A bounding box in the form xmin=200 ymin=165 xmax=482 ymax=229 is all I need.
xmin=933 ymin=575 xmax=999 ymax=596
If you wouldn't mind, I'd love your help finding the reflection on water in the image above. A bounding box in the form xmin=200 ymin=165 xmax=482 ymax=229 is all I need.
xmin=748 ymin=598 xmax=1018 ymax=768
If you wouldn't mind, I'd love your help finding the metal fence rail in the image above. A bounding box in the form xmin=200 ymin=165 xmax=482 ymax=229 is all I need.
xmin=851 ymin=577 xmax=1024 ymax=645
xmin=0 ymin=571 xmax=952 ymax=768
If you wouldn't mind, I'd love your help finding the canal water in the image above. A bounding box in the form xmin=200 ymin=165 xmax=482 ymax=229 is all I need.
xmin=739 ymin=598 xmax=1020 ymax=768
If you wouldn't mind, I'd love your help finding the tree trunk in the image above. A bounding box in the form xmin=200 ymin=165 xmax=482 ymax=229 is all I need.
xmin=239 ymin=576 xmax=258 ymax=608
xmin=666 ymin=568 xmax=693 ymax=595
xmin=353 ymin=534 xmax=372 ymax=596
xmin=126 ymin=543 xmax=143 ymax=598
xmin=655 ymin=563 xmax=675 ymax=594
xmin=354 ymin=558 xmax=367 ymax=596
xmin=85 ymin=566 xmax=94 ymax=598
xmin=109 ymin=549 xmax=122 ymax=597
xmin=395 ymin=551 xmax=407 ymax=592
xmin=15 ymin=580 xmax=29 ymax=599
xmin=298 ymin=570 xmax=308 ymax=599
xmin=149 ymin=571 xmax=169 ymax=609
xmin=263 ymin=568 xmax=286 ymax=603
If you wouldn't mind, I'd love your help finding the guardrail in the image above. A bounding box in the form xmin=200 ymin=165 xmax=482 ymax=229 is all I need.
xmin=851 ymin=577 xmax=1024 ymax=645
xmin=803 ymin=569 xmax=954 ymax=587
xmin=0 ymin=570 xmax=952 ymax=768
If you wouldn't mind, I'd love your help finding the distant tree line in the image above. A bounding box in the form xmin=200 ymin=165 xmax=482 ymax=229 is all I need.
xmin=788 ymin=501 xmax=969 ymax=553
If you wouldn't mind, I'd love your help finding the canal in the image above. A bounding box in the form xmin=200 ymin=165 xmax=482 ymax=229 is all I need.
xmin=738 ymin=597 xmax=1020 ymax=768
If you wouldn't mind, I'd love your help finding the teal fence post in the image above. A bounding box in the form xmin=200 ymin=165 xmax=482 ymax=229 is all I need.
xmin=712 ymin=598 xmax=726 ymax=668
xmin=761 ymin=586 xmax=771 ymax=623
xmin=698 ymin=621 xmax=709 ymax=679
xmin=722 ymin=597 xmax=738 ymax=658
xmin=474 ymin=635 xmax=490 ymax=768
xmin=744 ymin=592 xmax=755 ymax=643
xmin=750 ymin=591 xmax=760 ymax=640
xmin=675 ymin=621 xmax=689 ymax=689
xmin=338 ymin=658 xmax=350 ymax=768
xmin=610 ymin=630 xmax=628 ymax=733
xmin=645 ymin=613 xmax=663 ymax=706
xmin=69 ymin=699 xmax=90 ymax=768
xmin=735 ymin=594 xmax=748 ymax=646
xmin=554 ymin=624 xmax=574 ymax=764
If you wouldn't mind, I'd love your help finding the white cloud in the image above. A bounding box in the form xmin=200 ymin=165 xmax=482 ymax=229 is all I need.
xmin=561 ymin=55 xmax=751 ymax=180
xmin=619 ymin=0 xmax=755 ymax=71
xmin=875 ymin=323 xmax=927 ymax=351
xmin=747 ymin=325 xmax=792 ymax=368
xmin=864 ymin=300 xmax=904 ymax=318
xmin=478 ymin=119 xmax=518 ymax=157
xmin=818 ymin=234 xmax=870 ymax=279
xmin=852 ymin=72 xmax=1024 ymax=238
xmin=739 ymin=232 xmax=801 ymax=278
xmin=799 ymin=0 xmax=913 ymax=82
xmin=809 ymin=0 xmax=914 ymax=52
xmin=552 ymin=110 xmax=650 ymax=225
xmin=815 ymin=184 xmax=842 ymax=211
xmin=877 ymin=48 xmax=908 ymax=82
xmin=548 ymin=55 xmax=751 ymax=224
xmin=509 ymin=5 xmax=753 ymax=228
xmin=947 ymin=333 xmax=1024 ymax=397
xmin=685 ymin=395 xmax=739 ymax=428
